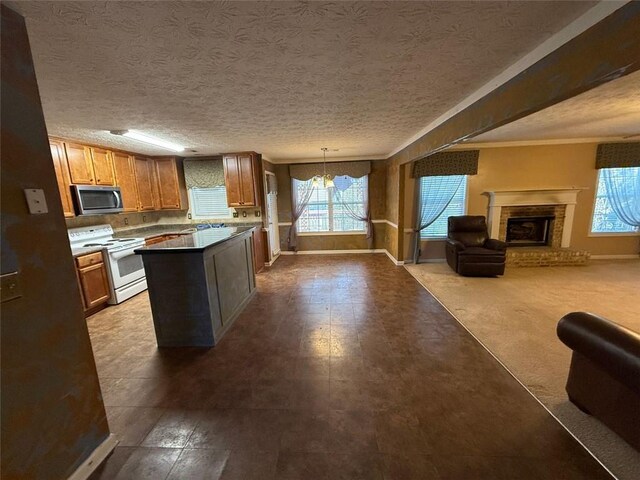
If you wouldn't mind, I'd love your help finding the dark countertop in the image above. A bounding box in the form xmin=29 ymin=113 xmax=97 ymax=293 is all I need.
xmin=135 ymin=226 xmax=255 ymax=254
xmin=114 ymin=222 xmax=262 ymax=239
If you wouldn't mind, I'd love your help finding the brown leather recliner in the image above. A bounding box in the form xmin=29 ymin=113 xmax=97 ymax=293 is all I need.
xmin=557 ymin=312 xmax=640 ymax=451
xmin=445 ymin=216 xmax=506 ymax=276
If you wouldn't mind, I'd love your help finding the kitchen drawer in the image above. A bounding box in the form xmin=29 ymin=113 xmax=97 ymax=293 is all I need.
xmin=75 ymin=251 xmax=104 ymax=268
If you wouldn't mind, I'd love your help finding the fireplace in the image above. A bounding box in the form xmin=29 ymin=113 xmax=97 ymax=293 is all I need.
xmin=505 ymin=216 xmax=554 ymax=247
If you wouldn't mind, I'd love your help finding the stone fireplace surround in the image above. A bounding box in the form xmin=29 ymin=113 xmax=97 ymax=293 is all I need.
xmin=483 ymin=189 xmax=589 ymax=266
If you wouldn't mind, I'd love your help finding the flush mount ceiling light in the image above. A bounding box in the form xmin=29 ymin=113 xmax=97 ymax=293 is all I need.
xmin=311 ymin=147 xmax=335 ymax=188
xmin=110 ymin=130 xmax=185 ymax=152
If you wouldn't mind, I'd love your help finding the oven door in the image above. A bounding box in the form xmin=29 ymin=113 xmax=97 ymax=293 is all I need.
xmin=73 ymin=185 xmax=124 ymax=215
xmin=107 ymin=246 xmax=145 ymax=289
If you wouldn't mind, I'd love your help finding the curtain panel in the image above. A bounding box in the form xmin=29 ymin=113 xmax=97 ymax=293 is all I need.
xmin=334 ymin=179 xmax=374 ymax=248
xmin=289 ymin=161 xmax=371 ymax=181
xmin=413 ymin=175 xmax=465 ymax=263
xmin=412 ymin=150 xmax=479 ymax=178
xmin=287 ymin=179 xmax=315 ymax=251
xmin=601 ymin=168 xmax=640 ymax=228
xmin=596 ymin=142 xmax=640 ymax=169
xmin=184 ymin=158 xmax=225 ymax=188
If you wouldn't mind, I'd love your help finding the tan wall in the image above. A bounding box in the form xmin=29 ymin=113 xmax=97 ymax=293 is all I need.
xmin=404 ymin=143 xmax=639 ymax=261
xmin=274 ymin=160 xmax=388 ymax=252
xmin=1 ymin=6 xmax=109 ymax=478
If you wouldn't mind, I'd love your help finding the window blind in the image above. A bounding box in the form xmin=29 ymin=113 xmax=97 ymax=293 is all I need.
xmin=189 ymin=187 xmax=233 ymax=219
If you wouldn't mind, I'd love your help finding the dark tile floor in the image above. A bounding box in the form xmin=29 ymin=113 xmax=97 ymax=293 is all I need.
xmin=88 ymin=254 xmax=611 ymax=479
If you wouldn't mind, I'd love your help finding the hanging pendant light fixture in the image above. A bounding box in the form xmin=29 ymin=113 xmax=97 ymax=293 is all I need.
xmin=319 ymin=147 xmax=334 ymax=188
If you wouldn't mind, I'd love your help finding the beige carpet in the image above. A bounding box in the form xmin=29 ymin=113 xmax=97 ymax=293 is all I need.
xmin=405 ymin=259 xmax=640 ymax=480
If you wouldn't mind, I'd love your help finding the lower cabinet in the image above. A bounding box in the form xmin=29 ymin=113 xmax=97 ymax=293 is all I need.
xmin=252 ymin=227 xmax=265 ymax=273
xmin=75 ymin=251 xmax=111 ymax=314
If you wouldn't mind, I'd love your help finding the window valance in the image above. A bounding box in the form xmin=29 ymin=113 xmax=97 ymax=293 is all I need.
xmin=289 ymin=160 xmax=371 ymax=181
xmin=412 ymin=150 xmax=479 ymax=178
xmin=595 ymin=142 xmax=640 ymax=169
xmin=183 ymin=158 xmax=225 ymax=189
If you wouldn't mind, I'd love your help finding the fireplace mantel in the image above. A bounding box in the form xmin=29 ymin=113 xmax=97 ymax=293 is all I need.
xmin=482 ymin=188 xmax=585 ymax=248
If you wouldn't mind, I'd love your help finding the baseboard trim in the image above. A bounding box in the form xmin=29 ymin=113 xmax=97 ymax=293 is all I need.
xmin=278 ymin=248 xmax=405 ymax=266
xmin=265 ymin=252 xmax=281 ymax=266
xmin=384 ymin=249 xmax=404 ymax=265
xmin=590 ymin=254 xmax=639 ymax=260
xmin=67 ymin=434 xmax=118 ymax=480
xmin=280 ymin=249 xmax=386 ymax=255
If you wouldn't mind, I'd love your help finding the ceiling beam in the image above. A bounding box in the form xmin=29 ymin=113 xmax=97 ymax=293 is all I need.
xmin=388 ymin=1 xmax=640 ymax=165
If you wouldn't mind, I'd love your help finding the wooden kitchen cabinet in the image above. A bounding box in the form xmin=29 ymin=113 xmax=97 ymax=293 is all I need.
xmin=50 ymin=140 xmax=75 ymax=217
xmin=154 ymin=157 xmax=182 ymax=209
xmin=49 ymin=137 xmax=187 ymax=214
xmin=75 ymin=251 xmax=111 ymax=313
xmin=134 ymin=156 xmax=156 ymax=211
xmin=252 ymin=227 xmax=265 ymax=273
xmin=64 ymin=142 xmax=95 ymax=184
xmin=223 ymin=152 xmax=261 ymax=207
xmin=89 ymin=147 xmax=115 ymax=185
xmin=111 ymin=151 xmax=138 ymax=212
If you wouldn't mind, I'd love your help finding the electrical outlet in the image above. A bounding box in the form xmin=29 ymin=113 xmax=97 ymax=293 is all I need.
xmin=255 ymin=211 xmax=261 ymax=217
xmin=242 ymin=211 xmax=247 ymax=217
xmin=233 ymin=211 xmax=239 ymax=218
xmin=188 ymin=213 xmax=192 ymax=219
xmin=124 ymin=217 xmax=129 ymax=225
xmin=143 ymin=215 xmax=147 ymax=222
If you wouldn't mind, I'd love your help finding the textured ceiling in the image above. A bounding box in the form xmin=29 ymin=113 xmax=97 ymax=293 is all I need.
xmin=13 ymin=1 xmax=597 ymax=160
xmin=470 ymin=69 xmax=640 ymax=144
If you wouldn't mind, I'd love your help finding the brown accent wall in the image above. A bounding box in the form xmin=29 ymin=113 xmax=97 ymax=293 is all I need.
xmin=274 ymin=160 xmax=387 ymax=252
xmin=1 ymin=5 xmax=109 ymax=479
xmin=404 ymin=143 xmax=639 ymax=261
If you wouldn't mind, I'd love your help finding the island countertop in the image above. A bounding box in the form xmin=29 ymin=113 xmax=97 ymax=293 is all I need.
xmin=135 ymin=226 xmax=255 ymax=253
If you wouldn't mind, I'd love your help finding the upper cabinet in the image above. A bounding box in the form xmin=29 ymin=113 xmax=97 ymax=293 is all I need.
xmin=49 ymin=140 xmax=75 ymax=218
xmin=64 ymin=143 xmax=94 ymax=184
xmin=223 ymin=152 xmax=261 ymax=207
xmin=154 ymin=157 xmax=182 ymax=209
xmin=89 ymin=147 xmax=115 ymax=186
xmin=112 ymin=152 xmax=138 ymax=212
xmin=50 ymin=138 xmax=189 ymax=216
xmin=133 ymin=156 xmax=156 ymax=211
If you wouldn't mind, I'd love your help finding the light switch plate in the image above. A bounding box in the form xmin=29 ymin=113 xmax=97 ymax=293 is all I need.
xmin=1 ymin=271 xmax=22 ymax=303
xmin=24 ymin=189 xmax=48 ymax=214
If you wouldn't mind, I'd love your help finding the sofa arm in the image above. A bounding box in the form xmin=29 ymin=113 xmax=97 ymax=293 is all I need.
xmin=557 ymin=312 xmax=640 ymax=395
xmin=445 ymin=238 xmax=466 ymax=252
xmin=485 ymin=238 xmax=507 ymax=252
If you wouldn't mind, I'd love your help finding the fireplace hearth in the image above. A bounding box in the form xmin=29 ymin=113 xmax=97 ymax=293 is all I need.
xmin=506 ymin=216 xmax=554 ymax=247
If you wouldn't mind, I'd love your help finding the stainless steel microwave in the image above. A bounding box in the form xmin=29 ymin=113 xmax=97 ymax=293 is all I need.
xmin=72 ymin=185 xmax=123 ymax=215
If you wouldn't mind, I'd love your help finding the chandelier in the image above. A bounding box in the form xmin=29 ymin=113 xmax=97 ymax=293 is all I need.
xmin=312 ymin=147 xmax=335 ymax=188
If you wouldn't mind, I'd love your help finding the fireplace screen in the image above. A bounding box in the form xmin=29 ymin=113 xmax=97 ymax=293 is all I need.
xmin=506 ymin=216 xmax=554 ymax=246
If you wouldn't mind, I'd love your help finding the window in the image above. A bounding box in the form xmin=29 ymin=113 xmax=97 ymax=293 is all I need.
xmin=420 ymin=175 xmax=467 ymax=238
xmin=188 ymin=187 xmax=234 ymax=219
xmin=591 ymin=167 xmax=639 ymax=234
xmin=295 ymin=176 xmax=367 ymax=233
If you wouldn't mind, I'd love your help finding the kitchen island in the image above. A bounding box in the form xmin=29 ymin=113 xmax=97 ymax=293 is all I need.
xmin=135 ymin=226 xmax=256 ymax=347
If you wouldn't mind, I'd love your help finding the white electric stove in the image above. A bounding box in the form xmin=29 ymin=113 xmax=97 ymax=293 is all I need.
xmin=68 ymin=225 xmax=147 ymax=304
